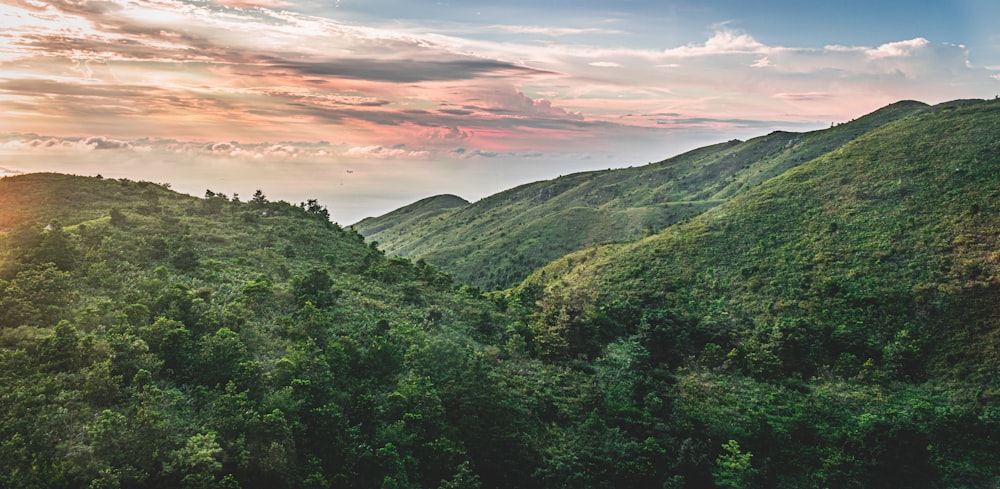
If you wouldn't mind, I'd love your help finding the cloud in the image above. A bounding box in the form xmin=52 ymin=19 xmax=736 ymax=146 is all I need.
xmin=772 ymin=92 xmax=832 ymax=102
xmin=83 ymin=136 xmax=133 ymax=150
xmin=490 ymin=25 xmax=623 ymax=37
xmin=212 ymin=0 xmax=295 ymax=8
xmin=1 ymin=0 xmax=996 ymax=167
xmin=208 ymin=142 xmax=236 ymax=152
xmin=865 ymin=38 xmax=931 ymax=59
xmin=265 ymin=57 xmax=549 ymax=83
xmin=0 ymin=79 xmax=150 ymax=98
xmin=466 ymin=90 xmax=585 ymax=121
xmin=344 ymin=145 xmax=430 ymax=159
xmin=663 ymin=30 xmax=766 ymax=57
xmin=246 ymin=87 xmax=390 ymax=107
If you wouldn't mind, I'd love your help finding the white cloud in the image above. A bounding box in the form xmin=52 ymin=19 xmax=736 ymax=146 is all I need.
xmin=772 ymin=92 xmax=831 ymax=101
xmin=663 ymin=30 xmax=767 ymax=57
xmin=589 ymin=61 xmax=622 ymax=68
xmin=344 ymin=145 xmax=430 ymax=159
xmin=866 ymin=38 xmax=930 ymax=59
xmin=491 ymin=25 xmax=623 ymax=36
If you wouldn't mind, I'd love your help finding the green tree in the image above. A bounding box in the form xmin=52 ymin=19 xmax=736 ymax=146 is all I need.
xmin=110 ymin=207 xmax=126 ymax=226
xmin=250 ymin=190 xmax=268 ymax=209
xmin=31 ymin=221 xmax=78 ymax=270
xmin=713 ymin=440 xmax=753 ymax=489
xmin=166 ymin=432 xmax=224 ymax=489
xmin=292 ymin=268 xmax=335 ymax=308
xmin=0 ymin=263 xmax=73 ymax=327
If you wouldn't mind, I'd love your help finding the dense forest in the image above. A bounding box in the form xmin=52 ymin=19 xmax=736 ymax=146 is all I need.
xmin=2 ymin=98 xmax=999 ymax=489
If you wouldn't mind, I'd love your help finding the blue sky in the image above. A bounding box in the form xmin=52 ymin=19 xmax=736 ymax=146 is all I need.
xmin=313 ymin=0 xmax=992 ymax=52
xmin=1 ymin=0 xmax=998 ymax=222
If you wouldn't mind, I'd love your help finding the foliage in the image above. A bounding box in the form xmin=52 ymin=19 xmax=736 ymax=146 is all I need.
xmin=504 ymin=98 xmax=1000 ymax=487
xmin=1 ymin=98 xmax=999 ymax=488
xmin=352 ymin=101 xmax=928 ymax=289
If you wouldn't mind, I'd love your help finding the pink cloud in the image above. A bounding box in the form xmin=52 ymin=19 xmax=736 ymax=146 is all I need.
xmin=0 ymin=0 xmax=995 ymax=172
xmin=212 ymin=0 xmax=295 ymax=8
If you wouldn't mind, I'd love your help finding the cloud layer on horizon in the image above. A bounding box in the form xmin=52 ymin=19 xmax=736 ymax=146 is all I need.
xmin=1 ymin=0 xmax=997 ymax=160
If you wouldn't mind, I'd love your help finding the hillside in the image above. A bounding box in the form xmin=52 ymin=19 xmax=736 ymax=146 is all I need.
xmin=352 ymin=194 xmax=468 ymax=242
xmin=505 ymin=98 xmax=1000 ymax=487
xmin=0 ymin=174 xmax=534 ymax=489
xmin=352 ymin=100 xmax=929 ymax=290
xmin=3 ymin=98 xmax=1000 ymax=489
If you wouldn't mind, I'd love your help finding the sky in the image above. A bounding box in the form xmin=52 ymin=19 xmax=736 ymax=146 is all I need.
xmin=1 ymin=0 xmax=998 ymax=223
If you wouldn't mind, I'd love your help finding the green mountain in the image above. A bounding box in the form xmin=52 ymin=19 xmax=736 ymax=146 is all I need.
xmin=503 ymin=98 xmax=1000 ymax=486
xmin=352 ymin=100 xmax=929 ymax=290
xmin=353 ymin=194 xmax=468 ymax=241
xmin=2 ymin=97 xmax=999 ymax=489
xmin=0 ymin=174 xmax=529 ymax=489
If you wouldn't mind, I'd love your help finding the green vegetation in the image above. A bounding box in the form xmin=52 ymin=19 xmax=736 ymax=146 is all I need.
xmin=505 ymin=98 xmax=1000 ymax=487
xmin=2 ymin=98 xmax=999 ymax=488
xmin=354 ymin=194 xmax=468 ymax=238
xmin=352 ymin=100 xmax=929 ymax=290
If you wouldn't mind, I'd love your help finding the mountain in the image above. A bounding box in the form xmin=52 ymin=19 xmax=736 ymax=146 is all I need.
xmin=352 ymin=100 xmax=930 ymax=290
xmin=352 ymin=194 xmax=468 ymax=242
xmin=2 ymin=98 xmax=999 ymax=489
xmin=503 ymin=98 xmax=1000 ymax=487
xmin=0 ymin=174 xmax=537 ymax=489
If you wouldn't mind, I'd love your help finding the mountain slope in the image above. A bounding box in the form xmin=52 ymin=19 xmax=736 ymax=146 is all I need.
xmin=2 ymin=93 xmax=999 ymax=489
xmin=353 ymin=100 xmax=929 ymax=290
xmin=517 ymin=98 xmax=1000 ymax=369
xmin=0 ymin=174 xmax=547 ymax=489
xmin=353 ymin=194 xmax=468 ymax=239
xmin=505 ymin=98 xmax=1000 ymax=486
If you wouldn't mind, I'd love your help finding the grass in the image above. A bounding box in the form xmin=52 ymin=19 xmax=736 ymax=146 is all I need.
xmin=352 ymin=101 xmax=929 ymax=290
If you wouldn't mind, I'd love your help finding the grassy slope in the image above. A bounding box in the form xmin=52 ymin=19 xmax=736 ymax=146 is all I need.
xmin=353 ymin=101 xmax=928 ymax=290
xmin=352 ymin=193 xmax=468 ymax=239
xmin=520 ymin=97 xmax=1000 ymax=385
xmin=501 ymin=98 xmax=1000 ymax=488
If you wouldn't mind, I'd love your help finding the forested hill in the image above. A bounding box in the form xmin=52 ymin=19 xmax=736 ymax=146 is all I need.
xmin=2 ymin=97 xmax=1000 ymax=489
xmin=351 ymin=194 xmax=469 ymax=239
xmin=352 ymin=99 xmax=929 ymax=290
xmin=504 ymin=98 xmax=1000 ymax=486
xmin=0 ymin=174 xmax=519 ymax=489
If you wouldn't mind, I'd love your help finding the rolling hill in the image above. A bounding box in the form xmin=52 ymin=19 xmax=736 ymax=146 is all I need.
xmin=0 ymin=174 xmax=539 ymax=489
xmin=2 ymin=97 xmax=1000 ymax=489
xmin=352 ymin=100 xmax=930 ymax=290
xmin=503 ymin=98 xmax=1000 ymax=487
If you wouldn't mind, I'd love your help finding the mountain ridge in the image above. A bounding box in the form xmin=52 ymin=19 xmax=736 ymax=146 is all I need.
xmin=2 ymin=98 xmax=999 ymax=489
xmin=513 ymin=96 xmax=1000 ymax=383
xmin=352 ymin=99 xmax=931 ymax=289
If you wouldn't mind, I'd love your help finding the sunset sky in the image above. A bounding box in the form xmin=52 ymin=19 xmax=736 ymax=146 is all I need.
xmin=2 ymin=0 xmax=998 ymax=223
